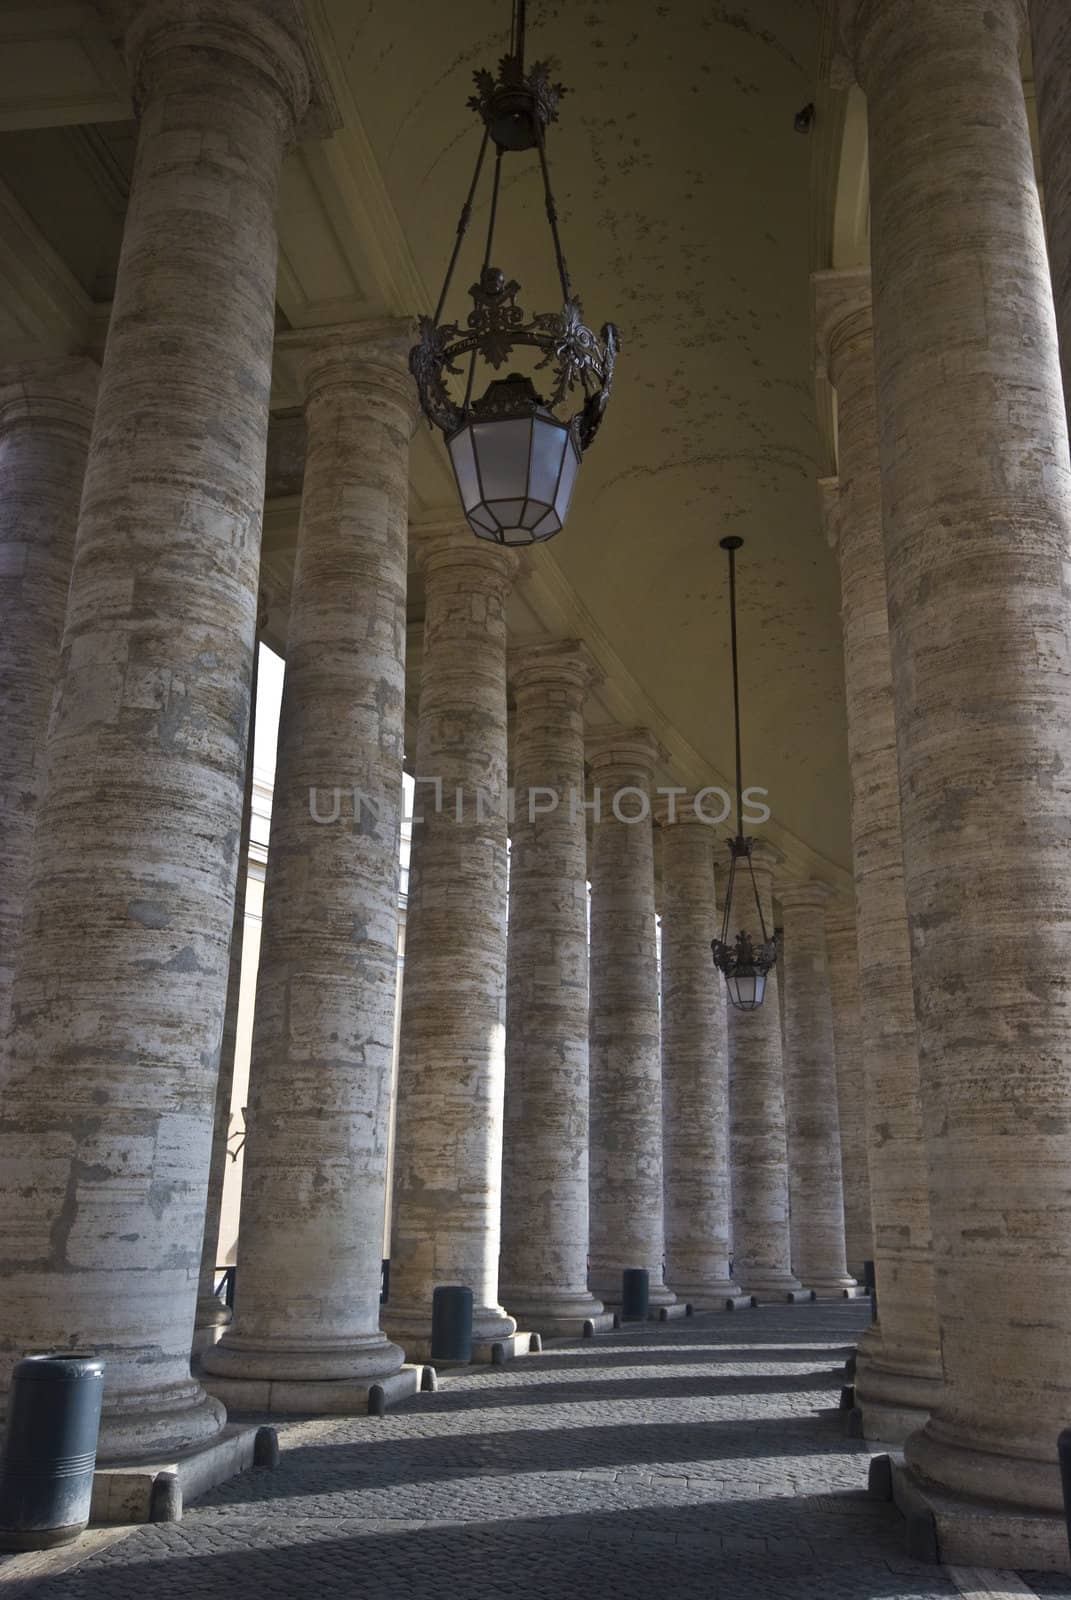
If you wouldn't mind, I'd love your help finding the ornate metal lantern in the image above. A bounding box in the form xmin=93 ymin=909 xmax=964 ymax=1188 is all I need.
xmin=711 ymin=537 xmax=777 ymax=1011
xmin=410 ymin=0 xmax=619 ymax=546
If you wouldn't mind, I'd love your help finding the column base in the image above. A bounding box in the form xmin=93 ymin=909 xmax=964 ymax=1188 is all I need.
xmin=735 ymin=1268 xmax=804 ymax=1301
xmin=383 ymin=1301 xmax=518 ymax=1363
xmin=869 ymin=1450 xmax=1070 ymax=1573
xmin=651 ymin=1301 xmax=691 ymax=1321
xmin=191 ymin=1296 xmax=231 ymax=1359
xmin=95 ymin=1380 xmax=227 ymax=1466
xmin=590 ymin=1272 xmax=676 ymax=1309
xmin=500 ymin=1288 xmax=607 ymax=1340
xmin=202 ymin=1364 xmax=423 ymax=1417
xmin=800 ymin=1275 xmax=860 ymax=1300
xmin=88 ymin=1423 xmax=266 ymax=1526
xmin=668 ymin=1279 xmax=745 ymax=1311
xmin=201 ymin=1331 xmax=405 ymax=1386
xmin=854 ymin=1341 xmax=942 ymax=1444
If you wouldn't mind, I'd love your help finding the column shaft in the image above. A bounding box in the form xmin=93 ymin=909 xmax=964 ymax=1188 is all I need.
xmin=779 ymin=883 xmax=856 ymax=1296
xmin=727 ymin=843 xmax=801 ymax=1299
xmin=823 ymin=906 xmax=873 ymax=1281
xmin=659 ymin=805 xmax=740 ymax=1307
xmin=815 ymin=270 xmax=942 ymax=1439
xmin=500 ymin=642 xmax=607 ymax=1336
xmin=587 ymin=729 xmax=674 ymax=1308
xmin=203 ymin=324 xmax=412 ymax=1402
xmin=1031 ymin=0 xmax=1071 ymax=420
xmin=385 ymin=527 xmax=518 ymax=1357
xmin=0 ymin=359 xmax=97 ymax=1057
xmin=0 ymin=0 xmax=314 ymax=1462
xmin=845 ymin=0 xmax=1071 ymax=1523
xmin=193 ymin=616 xmax=262 ymax=1357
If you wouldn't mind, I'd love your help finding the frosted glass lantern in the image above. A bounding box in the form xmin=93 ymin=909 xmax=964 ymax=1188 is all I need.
xmin=724 ymin=969 xmax=767 ymax=1012
xmin=447 ymin=407 xmax=581 ymax=547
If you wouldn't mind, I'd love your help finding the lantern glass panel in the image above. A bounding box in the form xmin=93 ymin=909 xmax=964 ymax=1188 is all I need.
xmin=727 ymin=971 xmax=766 ymax=1011
xmin=471 ymin=417 xmax=532 ymax=502
xmin=449 ymin=426 xmax=481 ymax=512
xmin=555 ymin=438 xmax=580 ymax=521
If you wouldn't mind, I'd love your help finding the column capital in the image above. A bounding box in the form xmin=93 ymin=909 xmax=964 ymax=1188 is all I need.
xmin=585 ymin=724 xmax=665 ymax=782
xmin=654 ymin=792 xmax=722 ymax=831
xmin=410 ymin=519 xmax=521 ymax=592
xmin=778 ymin=879 xmax=836 ymax=913
xmin=278 ymin=317 xmax=418 ymax=425
xmin=747 ymin=838 xmax=784 ymax=876
xmin=508 ymin=638 xmax=601 ymax=697
xmin=0 ymin=355 xmax=98 ymax=437
xmin=114 ymin=0 xmax=339 ymax=143
xmin=813 ymin=267 xmax=873 ymax=387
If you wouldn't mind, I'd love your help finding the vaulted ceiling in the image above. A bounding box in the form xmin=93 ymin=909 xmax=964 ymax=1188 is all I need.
xmin=0 ymin=0 xmax=869 ymax=888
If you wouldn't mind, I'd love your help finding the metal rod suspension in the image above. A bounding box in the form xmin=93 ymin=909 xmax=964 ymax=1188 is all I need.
xmin=726 ymin=542 xmax=744 ymax=840
xmin=433 ymin=126 xmax=492 ymax=325
xmin=534 ymin=119 xmax=572 ymax=302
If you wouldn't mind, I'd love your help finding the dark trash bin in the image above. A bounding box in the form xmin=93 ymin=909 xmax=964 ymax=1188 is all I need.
xmin=621 ymin=1268 xmax=649 ymax=1322
xmin=430 ymin=1285 xmax=473 ymax=1364
xmin=0 ymin=1354 xmax=104 ymax=1551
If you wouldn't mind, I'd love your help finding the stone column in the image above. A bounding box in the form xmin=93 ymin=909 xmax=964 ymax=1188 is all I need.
xmin=778 ymin=883 xmax=857 ymax=1297
xmin=499 ymin=642 xmax=610 ymax=1337
xmin=658 ymin=800 xmax=744 ymax=1309
xmin=0 ymin=0 xmax=319 ymax=1463
xmin=842 ymin=0 xmax=1071 ymax=1544
xmin=192 ymin=596 xmax=265 ymax=1359
xmin=587 ymin=728 xmax=675 ymax=1309
xmin=1030 ymin=0 xmax=1071 ymax=420
xmin=726 ymin=841 xmax=804 ymax=1300
xmin=203 ymin=323 xmax=413 ymax=1408
xmin=385 ymin=526 xmax=518 ymax=1358
xmin=815 ymin=269 xmax=942 ymax=1441
xmin=0 ymin=358 xmax=97 ymax=1060
xmin=823 ymin=904 xmax=873 ymax=1281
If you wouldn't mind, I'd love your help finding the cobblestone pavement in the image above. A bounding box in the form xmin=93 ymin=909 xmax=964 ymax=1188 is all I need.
xmin=6 ymin=1301 xmax=1071 ymax=1599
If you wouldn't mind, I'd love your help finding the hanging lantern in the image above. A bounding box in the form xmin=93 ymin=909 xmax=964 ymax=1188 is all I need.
xmin=711 ymin=537 xmax=778 ymax=1011
xmin=409 ymin=1 xmax=619 ymax=546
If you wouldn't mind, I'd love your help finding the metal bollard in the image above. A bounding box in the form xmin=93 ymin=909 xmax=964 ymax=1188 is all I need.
xmin=620 ymin=1268 xmax=649 ymax=1323
xmin=430 ymin=1285 xmax=473 ymax=1364
xmin=0 ymin=1355 xmax=105 ymax=1551
xmin=1058 ymin=1428 xmax=1071 ymax=1563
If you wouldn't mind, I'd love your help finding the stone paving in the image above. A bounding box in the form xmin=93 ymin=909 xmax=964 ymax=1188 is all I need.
xmin=6 ymin=1301 xmax=1071 ymax=1599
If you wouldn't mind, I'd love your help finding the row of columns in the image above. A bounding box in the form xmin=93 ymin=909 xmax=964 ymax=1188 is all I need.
xmin=6 ymin=0 xmax=1071 ymax=1564
xmin=817 ymin=0 xmax=1071 ymax=1557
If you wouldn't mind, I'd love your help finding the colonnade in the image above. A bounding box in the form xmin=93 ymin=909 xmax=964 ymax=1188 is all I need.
xmin=2 ymin=0 xmax=1071 ymax=1572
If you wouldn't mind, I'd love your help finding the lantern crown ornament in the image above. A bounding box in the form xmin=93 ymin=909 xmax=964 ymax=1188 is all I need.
xmin=711 ymin=537 xmax=778 ymax=1011
xmin=409 ymin=0 xmax=619 ymax=547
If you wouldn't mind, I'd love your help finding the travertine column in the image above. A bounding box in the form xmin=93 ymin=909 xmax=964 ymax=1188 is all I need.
xmin=204 ymin=324 xmax=413 ymax=1406
xmin=0 ymin=358 xmax=97 ymax=1059
xmin=385 ymin=526 xmax=518 ymax=1357
xmin=726 ymin=841 xmax=803 ymax=1300
xmin=658 ymin=801 xmax=742 ymax=1308
xmin=499 ymin=642 xmax=609 ymax=1336
xmin=1031 ymin=0 xmax=1071 ymax=419
xmin=778 ymin=883 xmax=856 ymax=1297
xmin=815 ymin=270 xmax=942 ymax=1440
xmin=823 ymin=905 xmax=873 ymax=1280
xmin=0 ymin=0 xmax=318 ymax=1462
xmin=587 ymin=728 xmax=675 ymax=1308
xmin=192 ymin=598 xmax=265 ymax=1358
xmin=842 ymin=0 xmax=1071 ymax=1535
